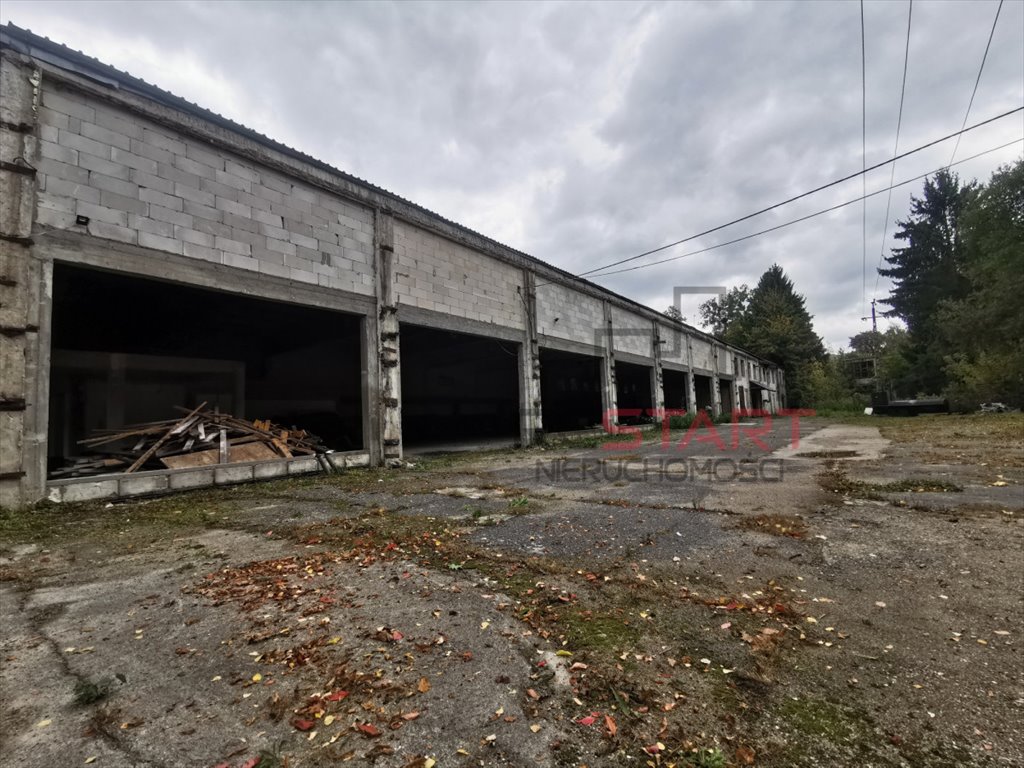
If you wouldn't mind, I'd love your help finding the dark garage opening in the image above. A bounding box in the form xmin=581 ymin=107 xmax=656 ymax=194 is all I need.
xmin=662 ymin=369 xmax=688 ymax=412
xmin=614 ymin=361 xmax=653 ymax=422
xmin=718 ymin=377 xmax=734 ymax=415
xmin=539 ymin=348 xmax=603 ymax=433
xmin=694 ymin=374 xmax=714 ymax=412
xmin=400 ymin=324 xmax=520 ymax=448
xmin=47 ymin=263 xmax=364 ymax=473
xmin=750 ymin=383 xmax=768 ymax=411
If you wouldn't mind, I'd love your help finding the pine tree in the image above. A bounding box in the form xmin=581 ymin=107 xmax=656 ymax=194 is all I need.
xmin=740 ymin=265 xmax=825 ymax=406
xmin=879 ymin=169 xmax=976 ymax=332
xmin=878 ymin=169 xmax=977 ymax=394
xmin=938 ymin=160 xmax=1024 ymax=405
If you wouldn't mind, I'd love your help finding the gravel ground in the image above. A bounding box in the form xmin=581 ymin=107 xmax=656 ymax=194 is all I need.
xmin=1 ymin=414 xmax=1021 ymax=768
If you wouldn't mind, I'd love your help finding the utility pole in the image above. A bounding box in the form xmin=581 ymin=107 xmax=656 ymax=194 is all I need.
xmin=861 ymin=299 xmax=877 ymax=333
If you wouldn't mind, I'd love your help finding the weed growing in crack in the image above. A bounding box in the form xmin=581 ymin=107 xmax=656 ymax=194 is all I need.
xmin=74 ymin=676 xmax=116 ymax=705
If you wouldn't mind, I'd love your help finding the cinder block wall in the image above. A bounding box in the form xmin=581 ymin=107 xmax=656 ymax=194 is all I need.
xmin=35 ymin=84 xmax=376 ymax=296
xmin=393 ymin=221 xmax=524 ymax=328
xmin=610 ymin=306 xmax=651 ymax=357
xmin=691 ymin=337 xmax=713 ymax=371
xmin=660 ymin=325 xmax=688 ymax=366
xmin=535 ymin=282 xmax=603 ymax=345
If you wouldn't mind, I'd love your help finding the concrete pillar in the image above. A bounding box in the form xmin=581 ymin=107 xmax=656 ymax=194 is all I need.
xmin=520 ymin=270 xmax=541 ymax=444
xmin=599 ymin=300 xmax=617 ymax=429
xmin=0 ymin=51 xmax=45 ymax=508
xmin=685 ymin=335 xmax=697 ymax=415
xmin=374 ymin=210 xmax=401 ymax=467
xmin=651 ymin=320 xmax=665 ymax=422
xmin=710 ymin=343 xmax=722 ymax=417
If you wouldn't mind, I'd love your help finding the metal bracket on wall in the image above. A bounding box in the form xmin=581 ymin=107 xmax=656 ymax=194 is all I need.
xmin=0 ymin=234 xmax=34 ymax=246
xmin=0 ymin=120 xmax=34 ymax=133
xmin=0 ymin=160 xmax=36 ymax=175
xmin=0 ymin=324 xmax=38 ymax=336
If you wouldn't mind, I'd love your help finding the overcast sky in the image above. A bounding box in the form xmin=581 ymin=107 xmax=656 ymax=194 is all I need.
xmin=3 ymin=0 xmax=1022 ymax=348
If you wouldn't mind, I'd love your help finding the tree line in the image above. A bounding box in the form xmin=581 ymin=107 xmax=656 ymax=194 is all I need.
xmin=694 ymin=159 xmax=1022 ymax=410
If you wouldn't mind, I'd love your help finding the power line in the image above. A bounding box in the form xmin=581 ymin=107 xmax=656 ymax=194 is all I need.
xmin=569 ymin=105 xmax=1021 ymax=280
xmin=860 ymin=0 xmax=868 ymax=315
xmin=948 ymin=0 xmax=1004 ymax=166
xmin=583 ymin=138 xmax=1022 ymax=279
xmin=873 ymin=0 xmax=913 ymax=299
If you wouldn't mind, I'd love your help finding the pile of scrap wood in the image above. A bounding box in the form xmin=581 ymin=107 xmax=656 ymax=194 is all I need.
xmin=51 ymin=402 xmax=328 ymax=478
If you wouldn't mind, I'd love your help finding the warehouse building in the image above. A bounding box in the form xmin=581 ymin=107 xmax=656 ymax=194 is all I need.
xmin=0 ymin=25 xmax=784 ymax=507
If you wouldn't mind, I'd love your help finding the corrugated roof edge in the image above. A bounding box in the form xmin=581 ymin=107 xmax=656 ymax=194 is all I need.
xmin=1 ymin=22 xmax=778 ymax=369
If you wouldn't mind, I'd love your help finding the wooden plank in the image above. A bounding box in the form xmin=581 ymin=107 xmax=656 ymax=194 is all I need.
xmin=160 ymin=441 xmax=278 ymax=469
xmin=124 ymin=402 xmax=207 ymax=473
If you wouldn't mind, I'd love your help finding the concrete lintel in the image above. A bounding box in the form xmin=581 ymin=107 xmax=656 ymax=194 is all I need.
xmin=253 ymin=461 xmax=288 ymax=479
xmin=537 ymin=334 xmax=603 ymax=359
xmin=287 ymin=457 xmax=320 ymax=475
xmin=341 ymin=452 xmax=370 ymax=468
xmin=613 ymin=351 xmax=656 ymax=368
xmin=44 ymin=453 xmax=376 ymax=503
xmin=214 ymin=464 xmax=255 ymax=484
xmin=118 ymin=473 xmax=170 ymax=496
xmin=35 ymin=230 xmax=376 ymax=317
xmin=397 ymin=304 xmax=523 ymax=343
xmin=169 ymin=468 xmax=216 ymax=489
xmin=661 ymin=360 xmax=690 ymax=374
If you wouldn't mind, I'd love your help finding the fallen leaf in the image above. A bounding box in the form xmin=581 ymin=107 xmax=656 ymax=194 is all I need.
xmin=530 ymin=724 xmax=542 ymax=733
xmin=292 ymin=719 xmax=315 ymax=731
xmin=526 ymin=689 xmax=540 ymax=700
xmin=36 ymin=719 xmax=52 ymax=728
xmin=418 ymin=677 xmax=431 ymax=693
xmin=357 ymin=723 xmax=381 ymax=737
xmin=736 ymin=745 xmax=756 ymax=764
xmin=604 ymin=714 xmax=617 ymax=737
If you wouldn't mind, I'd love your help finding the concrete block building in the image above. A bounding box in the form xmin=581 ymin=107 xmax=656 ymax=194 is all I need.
xmin=0 ymin=25 xmax=784 ymax=507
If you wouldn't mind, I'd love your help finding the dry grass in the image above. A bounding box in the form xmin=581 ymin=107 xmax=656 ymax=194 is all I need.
xmin=737 ymin=513 xmax=808 ymax=538
xmin=835 ymin=413 xmax=1024 ymax=470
